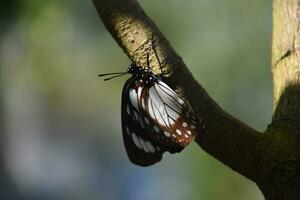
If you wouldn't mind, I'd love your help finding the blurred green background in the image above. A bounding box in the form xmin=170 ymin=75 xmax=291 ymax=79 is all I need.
xmin=0 ymin=0 xmax=272 ymax=199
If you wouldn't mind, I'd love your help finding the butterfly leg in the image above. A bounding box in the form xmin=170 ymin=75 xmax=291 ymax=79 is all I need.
xmin=146 ymin=34 xmax=156 ymax=70
xmin=146 ymin=47 xmax=151 ymax=70
xmin=150 ymin=35 xmax=169 ymax=76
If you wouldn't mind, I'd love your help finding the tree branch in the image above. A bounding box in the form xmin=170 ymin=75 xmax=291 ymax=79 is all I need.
xmin=92 ymin=0 xmax=264 ymax=181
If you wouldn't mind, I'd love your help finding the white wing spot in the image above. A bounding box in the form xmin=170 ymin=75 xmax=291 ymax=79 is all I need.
xmin=146 ymin=141 xmax=155 ymax=153
xmin=178 ymin=98 xmax=184 ymax=105
xmin=172 ymin=134 xmax=177 ymax=138
xmin=132 ymin=133 xmax=142 ymax=149
xmin=144 ymin=117 xmax=150 ymax=125
xmin=164 ymin=131 xmax=170 ymax=137
xmin=182 ymin=122 xmax=188 ymax=127
xmin=191 ymin=124 xmax=196 ymax=129
xmin=137 ymin=86 xmax=142 ymax=98
xmin=187 ymin=130 xmax=192 ymax=135
xmin=184 ymin=134 xmax=189 ymax=138
xmin=153 ymin=125 xmax=160 ymax=133
xmin=126 ymin=127 xmax=130 ymax=135
xmin=176 ymin=129 xmax=182 ymax=135
xmin=142 ymin=98 xmax=146 ymax=109
xmin=129 ymin=89 xmax=138 ymax=109
xmin=139 ymin=138 xmax=150 ymax=153
xmin=156 ymin=146 xmax=160 ymax=151
xmin=126 ymin=105 xmax=130 ymax=115
xmin=134 ymin=111 xmax=139 ymax=122
xmin=169 ymin=118 xmax=175 ymax=125
xmin=148 ymin=98 xmax=155 ymax=120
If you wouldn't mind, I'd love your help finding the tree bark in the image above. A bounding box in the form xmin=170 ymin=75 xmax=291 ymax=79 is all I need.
xmin=259 ymin=1 xmax=300 ymax=199
xmin=92 ymin=0 xmax=300 ymax=199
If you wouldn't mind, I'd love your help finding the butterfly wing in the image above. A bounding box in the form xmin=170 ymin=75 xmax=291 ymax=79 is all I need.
xmin=139 ymin=80 xmax=198 ymax=153
xmin=121 ymin=77 xmax=164 ymax=166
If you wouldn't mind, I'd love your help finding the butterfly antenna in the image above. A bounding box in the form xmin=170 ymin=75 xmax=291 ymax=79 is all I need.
xmin=146 ymin=49 xmax=151 ymax=69
xmin=98 ymin=72 xmax=128 ymax=81
xmin=145 ymin=34 xmax=155 ymax=70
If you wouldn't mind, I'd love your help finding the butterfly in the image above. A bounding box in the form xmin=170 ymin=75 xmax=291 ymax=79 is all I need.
xmin=99 ymin=47 xmax=198 ymax=166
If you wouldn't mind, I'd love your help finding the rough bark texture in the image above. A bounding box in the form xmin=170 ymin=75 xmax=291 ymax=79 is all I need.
xmin=262 ymin=1 xmax=300 ymax=199
xmin=92 ymin=0 xmax=300 ymax=199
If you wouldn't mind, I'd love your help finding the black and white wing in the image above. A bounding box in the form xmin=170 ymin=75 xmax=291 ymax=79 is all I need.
xmin=121 ymin=77 xmax=164 ymax=166
xmin=139 ymin=80 xmax=198 ymax=153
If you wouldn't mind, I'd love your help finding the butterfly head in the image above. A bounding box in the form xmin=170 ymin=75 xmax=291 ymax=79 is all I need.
xmin=128 ymin=63 xmax=159 ymax=85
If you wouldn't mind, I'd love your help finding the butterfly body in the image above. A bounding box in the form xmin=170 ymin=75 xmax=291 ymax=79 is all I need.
xmin=120 ymin=63 xmax=198 ymax=166
xmin=127 ymin=63 xmax=159 ymax=85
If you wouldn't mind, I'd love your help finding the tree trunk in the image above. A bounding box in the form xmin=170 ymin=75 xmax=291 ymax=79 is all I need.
xmin=258 ymin=1 xmax=300 ymax=199
xmin=92 ymin=0 xmax=300 ymax=199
